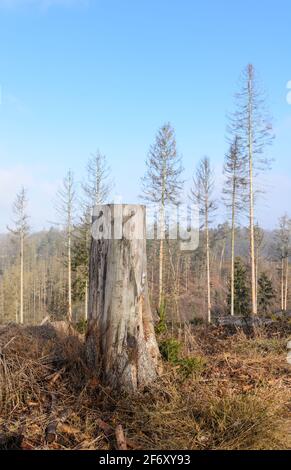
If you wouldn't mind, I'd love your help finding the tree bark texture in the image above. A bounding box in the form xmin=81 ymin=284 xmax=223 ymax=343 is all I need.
xmin=86 ymin=204 xmax=161 ymax=392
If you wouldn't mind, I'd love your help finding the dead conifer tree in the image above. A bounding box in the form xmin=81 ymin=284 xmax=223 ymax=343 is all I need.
xmin=82 ymin=150 xmax=113 ymax=209
xmin=191 ymin=157 xmax=216 ymax=323
xmin=141 ymin=123 xmax=183 ymax=312
xmin=55 ymin=170 xmax=77 ymax=322
xmin=230 ymin=64 xmax=274 ymax=315
xmin=7 ymin=187 xmax=30 ymax=324
xmin=254 ymin=222 xmax=265 ymax=305
xmin=223 ymin=136 xmax=247 ymax=316
xmin=275 ymin=215 xmax=290 ymax=312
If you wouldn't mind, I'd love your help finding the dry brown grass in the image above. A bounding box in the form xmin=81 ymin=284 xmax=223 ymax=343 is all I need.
xmin=0 ymin=321 xmax=290 ymax=450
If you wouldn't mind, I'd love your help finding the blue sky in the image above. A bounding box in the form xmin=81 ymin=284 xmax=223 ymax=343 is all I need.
xmin=0 ymin=0 xmax=290 ymax=231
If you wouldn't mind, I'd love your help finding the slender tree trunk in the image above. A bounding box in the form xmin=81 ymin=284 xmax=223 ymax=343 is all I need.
xmin=84 ymin=278 xmax=88 ymax=321
xmin=0 ymin=282 xmax=3 ymax=323
xmin=85 ymin=226 xmax=89 ymax=321
xmin=167 ymin=242 xmax=181 ymax=325
xmin=248 ymin=74 xmax=257 ymax=315
xmin=185 ymin=256 xmax=189 ymax=292
xmin=255 ymin=248 xmax=258 ymax=308
xmin=205 ymin=206 xmax=211 ymax=324
xmin=158 ymin=160 xmax=167 ymax=312
xmin=87 ymin=204 xmax=161 ymax=392
xmin=176 ymin=257 xmax=181 ymax=299
xmin=68 ymin=228 xmax=72 ymax=322
xmin=158 ymin=238 xmax=164 ymax=309
xmin=33 ymin=280 xmax=36 ymax=324
xmin=150 ymin=258 xmax=154 ymax=299
xmin=43 ymin=270 xmax=46 ymax=318
xmin=158 ymin=204 xmax=165 ymax=310
xmin=284 ymin=258 xmax=289 ymax=311
xmin=281 ymin=258 xmax=285 ymax=311
xmin=20 ymin=231 xmax=24 ymax=324
xmin=230 ymin=186 xmax=236 ymax=316
xmin=219 ymin=239 xmax=226 ymax=278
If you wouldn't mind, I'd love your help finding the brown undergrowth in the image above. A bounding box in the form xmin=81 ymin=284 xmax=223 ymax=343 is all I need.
xmin=0 ymin=321 xmax=290 ymax=450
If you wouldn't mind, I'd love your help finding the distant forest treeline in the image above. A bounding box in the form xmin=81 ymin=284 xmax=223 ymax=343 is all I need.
xmin=0 ymin=223 xmax=288 ymax=324
xmin=0 ymin=63 xmax=290 ymax=324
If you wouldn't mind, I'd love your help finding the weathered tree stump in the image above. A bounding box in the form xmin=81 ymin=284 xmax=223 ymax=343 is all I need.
xmin=86 ymin=204 xmax=161 ymax=392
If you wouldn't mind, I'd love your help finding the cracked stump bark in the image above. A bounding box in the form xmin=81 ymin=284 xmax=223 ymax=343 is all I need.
xmin=86 ymin=204 xmax=161 ymax=392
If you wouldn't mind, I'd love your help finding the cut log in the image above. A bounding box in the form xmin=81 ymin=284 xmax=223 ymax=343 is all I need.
xmin=86 ymin=204 xmax=161 ymax=392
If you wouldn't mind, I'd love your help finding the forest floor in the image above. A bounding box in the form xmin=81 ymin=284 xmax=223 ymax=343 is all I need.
xmin=0 ymin=318 xmax=290 ymax=450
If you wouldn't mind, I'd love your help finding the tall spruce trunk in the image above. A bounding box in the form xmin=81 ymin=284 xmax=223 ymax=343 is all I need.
xmin=281 ymin=258 xmax=285 ymax=311
xmin=158 ymin=236 xmax=164 ymax=310
xmin=158 ymin=169 xmax=166 ymax=311
xmin=68 ymin=227 xmax=72 ymax=322
xmin=255 ymin=247 xmax=258 ymax=308
xmin=284 ymin=258 xmax=289 ymax=311
xmin=20 ymin=231 xmax=24 ymax=324
xmin=84 ymin=279 xmax=88 ymax=321
xmin=248 ymin=73 xmax=257 ymax=315
xmin=205 ymin=200 xmax=211 ymax=324
xmin=219 ymin=240 xmax=226 ymax=278
xmin=230 ymin=201 xmax=235 ymax=317
xmin=86 ymin=204 xmax=161 ymax=392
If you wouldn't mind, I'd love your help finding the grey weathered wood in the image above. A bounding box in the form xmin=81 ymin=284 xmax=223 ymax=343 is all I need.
xmin=86 ymin=204 xmax=161 ymax=392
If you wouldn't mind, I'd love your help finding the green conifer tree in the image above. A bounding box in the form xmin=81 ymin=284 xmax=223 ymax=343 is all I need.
xmin=227 ymin=257 xmax=251 ymax=316
xmin=258 ymin=272 xmax=275 ymax=314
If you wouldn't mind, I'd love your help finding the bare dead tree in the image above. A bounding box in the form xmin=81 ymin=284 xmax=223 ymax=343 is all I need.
xmin=191 ymin=156 xmax=216 ymax=323
xmin=275 ymin=215 xmax=290 ymax=312
xmin=140 ymin=123 xmax=184 ymax=312
xmin=7 ymin=187 xmax=30 ymax=324
xmin=254 ymin=222 xmax=265 ymax=305
xmin=55 ymin=170 xmax=77 ymax=322
xmin=229 ymin=64 xmax=274 ymax=315
xmin=82 ymin=150 xmax=113 ymax=210
xmin=223 ymin=136 xmax=247 ymax=316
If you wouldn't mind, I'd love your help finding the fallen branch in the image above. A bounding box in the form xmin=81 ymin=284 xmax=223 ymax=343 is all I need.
xmin=0 ymin=336 xmax=17 ymax=354
xmin=115 ymin=424 xmax=127 ymax=450
xmin=45 ymin=393 xmax=70 ymax=444
xmin=96 ymin=419 xmax=138 ymax=449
